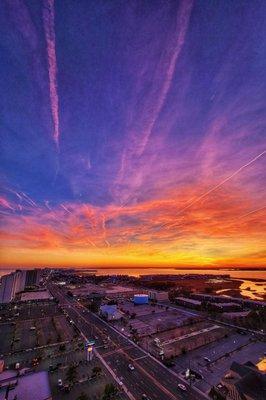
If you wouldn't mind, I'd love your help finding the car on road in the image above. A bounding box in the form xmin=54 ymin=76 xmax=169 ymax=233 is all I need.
xmin=142 ymin=394 xmax=151 ymax=400
xmin=177 ymin=383 xmax=187 ymax=391
xmin=58 ymin=378 xmax=63 ymax=387
xmin=128 ymin=363 xmax=135 ymax=371
xmin=49 ymin=365 xmax=58 ymax=373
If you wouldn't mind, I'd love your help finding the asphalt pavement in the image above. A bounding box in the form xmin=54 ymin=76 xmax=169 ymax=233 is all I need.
xmin=48 ymin=283 xmax=209 ymax=400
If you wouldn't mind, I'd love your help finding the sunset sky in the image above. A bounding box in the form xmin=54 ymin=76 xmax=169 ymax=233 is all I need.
xmin=0 ymin=0 xmax=265 ymax=269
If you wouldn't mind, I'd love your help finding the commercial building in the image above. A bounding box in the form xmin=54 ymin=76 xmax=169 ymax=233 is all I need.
xmin=149 ymin=291 xmax=169 ymax=301
xmin=133 ymin=294 xmax=149 ymax=305
xmin=149 ymin=324 xmax=228 ymax=359
xmin=191 ymin=294 xmax=266 ymax=310
xmin=190 ymin=293 xmax=227 ymax=303
xmin=221 ymin=310 xmax=256 ymax=326
xmin=99 ymin=304 xmax=123 ymax=321
xmin=211 ymin=361 xmax=266 ymax=400
xmin=0 ymin=370 xmax=52 ymax=400
xmin=20 ymin=290 xmax=53 ymax=302
xmin=208 ymin=302 xmax=242 ymax=313
xmin=175 ymin=297 xmax=202 ymax=310
xmin=106 ymin=286 xmax=142 ymax=299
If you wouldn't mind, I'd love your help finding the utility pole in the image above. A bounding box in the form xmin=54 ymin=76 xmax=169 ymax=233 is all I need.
xmin=189 ymin=359 xmax=192 ymax=387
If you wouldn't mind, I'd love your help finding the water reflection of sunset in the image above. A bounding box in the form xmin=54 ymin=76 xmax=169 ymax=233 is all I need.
xmin=0 ymin=1 xmax=266 ymax=271
xmin=257 ymin=358 xmax=266 ymax=372
xmin=239 ymin=280 xmax=266 ymax=301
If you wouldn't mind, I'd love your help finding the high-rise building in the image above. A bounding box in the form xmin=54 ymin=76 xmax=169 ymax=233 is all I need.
xmin=13 ymin=270 xmax=27 ymax=294
xmin=0 ymin=269 xmax=42 ymax=303
xmin=0 ymin=273 xmax=15 ymax=303
xmin=25 ymin=269 xmax=41 ymax=287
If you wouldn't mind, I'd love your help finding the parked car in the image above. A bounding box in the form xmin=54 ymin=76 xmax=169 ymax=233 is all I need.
xmin=177 ymin=383 xmax=187 ymax=391
xmin=142 ymin=395 xmax=151 ymax=400
xmin=128 ymin=364 xmax=135 ymax=371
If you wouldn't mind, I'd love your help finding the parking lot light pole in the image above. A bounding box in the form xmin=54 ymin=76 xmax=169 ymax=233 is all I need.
xmin=85 ymin=340 xmax=95 ymax=362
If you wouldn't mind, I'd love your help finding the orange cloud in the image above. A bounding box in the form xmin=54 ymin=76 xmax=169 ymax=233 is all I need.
xmin=1 ymin=179 xmax=265 ymax=268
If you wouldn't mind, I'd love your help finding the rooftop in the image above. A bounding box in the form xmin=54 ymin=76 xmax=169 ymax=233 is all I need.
xmin=0 ymin=371 xmax=51 ymax=400
xmin=222 ymin=361 xmax=266 ymax=400
xmin=175 ymin=297 xmax=201 ymax=305
xmin=20 ymin=290 xmax=52 ymax=301
xmin=212 ymin=302 xmax=241 ymax=307
xmin=222 ymin=311 xmax=252 ymax=318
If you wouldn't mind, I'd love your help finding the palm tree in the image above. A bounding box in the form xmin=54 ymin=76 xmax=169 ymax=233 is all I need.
xmin=66 ymin=365 xmax=77 ymax=385
xmin=92 ymin=366 xmax=102 ymax=377
xmin=102 ymin=383 xmax=118 ymax=399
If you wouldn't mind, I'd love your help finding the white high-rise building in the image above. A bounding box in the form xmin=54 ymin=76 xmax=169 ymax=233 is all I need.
xmin=0 ymin=273 xmax=15 ymax=303
xmin=0 ymin=270 xmax=27 ymax=303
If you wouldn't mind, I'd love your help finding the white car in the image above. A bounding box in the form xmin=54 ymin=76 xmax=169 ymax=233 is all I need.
xmin=128 ymin=364 xmax=135 ymax=371
xmin=58 ymin=378 xmax=63 ymax=387
xmin=204 ymin=357 xmax=211 ymax=362
xmin=177 ymin=383 xmax=187 ymax=391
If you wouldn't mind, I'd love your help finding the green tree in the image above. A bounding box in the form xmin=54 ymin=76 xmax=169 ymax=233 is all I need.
xmin=92 ymin=366 xmax=102 ymax=377
xmin=102 ymin=383 xmax=118 ymax=399
xmin=66 ymin=365 xmax=77 ymax=384
xmin=76 ymin=393 xmax=88 ymax=400
xmin=59 ymin=343 xmax=66 ymax=352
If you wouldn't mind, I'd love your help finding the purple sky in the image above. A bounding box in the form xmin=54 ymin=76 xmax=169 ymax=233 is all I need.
xmin=0 ymin=0 xmax=265 ymax=268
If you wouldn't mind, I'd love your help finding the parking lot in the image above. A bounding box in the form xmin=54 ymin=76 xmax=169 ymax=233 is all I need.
xmin=0 ymin=303 xmax=78 ymax=357
xmin=0 ymin=299 xmax=126 ymax=400
xmin=172 ymin=331 xmax=265 ymax=393
xmin=2 ymin=340 xmax=83 ymax=370
xmin=0 ymin=301 xmax=60 ymax=321
xmin=0 ymin=323 xmax=14 ymax=354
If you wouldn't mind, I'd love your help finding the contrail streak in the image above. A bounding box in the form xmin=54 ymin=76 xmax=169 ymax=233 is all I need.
xmin=116 ymin=0 xmax=193 ymax=192
xmin=21 ymin=192 xmax=38 ymax=208
xmin=0 ymin=198 xmax=14 ymax=210
xmin=43 ymin=0 xmax=60 ymax=148
xmin=239 ymin=205 xmax=266 ymax=219
xmin=60 ymin=204 xmax=71 ymax=213
xmin=137 ymin=0 xmax=194 ymax=156
xmin=164 ymin=150 xmax=266 ymax=229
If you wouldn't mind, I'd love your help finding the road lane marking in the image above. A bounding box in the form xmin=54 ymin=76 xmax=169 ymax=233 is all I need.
xmin=133 ymin=355 xmax=148 ymax=361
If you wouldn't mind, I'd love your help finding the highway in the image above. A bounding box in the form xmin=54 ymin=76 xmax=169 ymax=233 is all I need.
xmin=48 ymin=283 xmax=209 ymax=400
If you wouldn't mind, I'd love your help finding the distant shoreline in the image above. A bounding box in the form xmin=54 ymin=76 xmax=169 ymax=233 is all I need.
xmin=0 ymin=266 xmax=265 ymax=271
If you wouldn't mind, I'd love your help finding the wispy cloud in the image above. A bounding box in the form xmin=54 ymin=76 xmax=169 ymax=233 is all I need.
xmin=164 ymin=150 xmax=266 ymax=229
xmin=43 ymin=0 xmax=60 ymax=148
xmin=1 ymin=176 xmax=265 ymax=267
xmin=115 ymin=0 xmax=193 ymax=203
